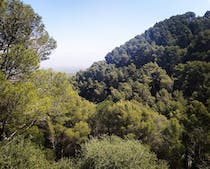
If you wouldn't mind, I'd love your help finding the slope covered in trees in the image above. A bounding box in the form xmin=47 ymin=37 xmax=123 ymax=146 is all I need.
xmin=0 ymin=1 xmax=209 ymax=169
xmin=75 ymin=11 xmax=210 ymax=104
xmin=74 ymin=11 xmax=210 ymax=169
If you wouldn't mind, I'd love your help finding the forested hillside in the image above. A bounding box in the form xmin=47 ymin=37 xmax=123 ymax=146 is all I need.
xmin=74 ymin=11 xmax=210 ymax=169
xmin=0 ymin=0 xmax=209 ymax=169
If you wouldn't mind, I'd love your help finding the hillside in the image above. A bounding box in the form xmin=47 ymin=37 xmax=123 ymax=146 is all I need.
xmin=73 ymin=11 xmax=210 ymax=168
xmin=0 ymin=1 xmax=209 ymax=168
xmin=75 ymin=11 xmax=210 ymax=103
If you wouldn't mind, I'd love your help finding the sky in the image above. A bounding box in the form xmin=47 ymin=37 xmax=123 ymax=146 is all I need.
xmin=22 ymin=0 xmax=210 ymax=71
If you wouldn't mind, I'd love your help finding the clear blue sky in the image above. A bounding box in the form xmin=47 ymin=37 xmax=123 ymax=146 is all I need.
xmin=22 ymin=0 xmax=210 ymax=70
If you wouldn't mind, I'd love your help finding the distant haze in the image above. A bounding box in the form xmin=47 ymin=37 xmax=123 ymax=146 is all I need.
xmin=46 ymin=66 xmax=85 ymax=75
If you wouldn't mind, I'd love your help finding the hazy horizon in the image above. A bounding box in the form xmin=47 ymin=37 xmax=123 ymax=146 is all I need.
xmin=22 ymin=0 xmax=210 ymax=71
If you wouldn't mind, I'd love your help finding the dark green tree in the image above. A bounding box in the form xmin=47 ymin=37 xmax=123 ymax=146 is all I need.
xmin=0 ymin=0 xmax=56 ymax=79
xmin=174 ymin=61 xmax=210 ymax=103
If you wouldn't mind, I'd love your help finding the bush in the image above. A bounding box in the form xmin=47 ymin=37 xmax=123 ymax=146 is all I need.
xmin=79 ymin=136 xmax=168 ymax=169
xmin=0 ymin=137 xmax=73 ymax=169
xmin=52 ymin=158 xmax=73 ymax=169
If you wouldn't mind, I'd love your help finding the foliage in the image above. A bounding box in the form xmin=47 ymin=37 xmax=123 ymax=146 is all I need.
xmin=174 ymin=61 xmax=210 ymax=103
xmin=0 ymin=72 xmax=41 ymax=141
xmin=0 ymin=2 xmax=209 ymax=169
xmin=0 ymin=44 xmax=39 ymax=79
xmin=0 ymin=136 xmax=73 ymax=169
xmin=29 ymin=70 xmax=96 ymax=157
xmin=73 ymin=11 xmax=210 ymax=169
xmin=182 ymin=100 xmax=210 ymax=169
xmin=0 ymin=0 xmax=56 ymax=79
xmin=93 ymin=100 xmax=168 ymax=143
xmin=79 ymin=136 xmax=168 ymax=169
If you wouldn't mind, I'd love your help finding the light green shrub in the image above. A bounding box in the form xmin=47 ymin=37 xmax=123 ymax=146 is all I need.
xmin=79 ymin=136 xmax=168 ymax=169
xmin=0 ymin=137 xmax=73 ymax=169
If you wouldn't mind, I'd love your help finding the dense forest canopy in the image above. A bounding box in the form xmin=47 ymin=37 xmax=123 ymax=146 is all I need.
xmin=0 ymin=0 xmax=209 ymax=169
xmin=75 ymin=11 xmax=210 ymax=104
xmin=74 ymin=10 xmax=210 ymax=169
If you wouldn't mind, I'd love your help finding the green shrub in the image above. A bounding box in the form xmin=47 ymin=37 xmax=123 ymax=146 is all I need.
xmin=52 ymin=158 xmax=73 ymax=169
xmin=79 ymin=136 xmax=168 ymax=169
xmin=0 ymin=137 xmax=73 ymax=169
